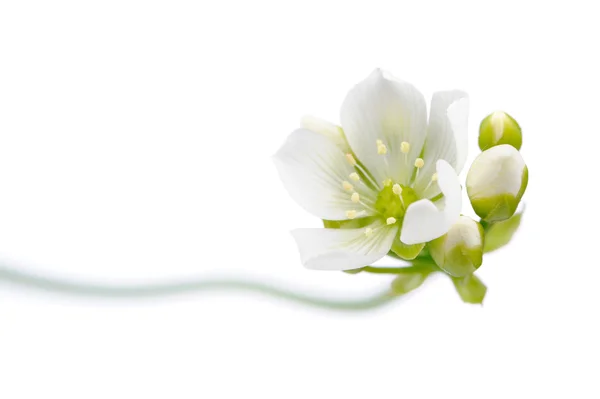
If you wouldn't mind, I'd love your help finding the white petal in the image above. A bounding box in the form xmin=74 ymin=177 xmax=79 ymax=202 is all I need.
xmin=447 ymin=95 xmax=470 ymax=172
xmin=273 ymin=129 xmax=376 ymax=220
xmin=340 ymin=69 xmax=428 ymax=186
xmin=413 ymin=91 xmax=469 ymax=196
xmin=400 ymin=160 xmax=462 ymax=245
xmin=291 ymin=223 xmax=398 ymax=270
xmin=300 ymin=115 xmax=350 ymax=153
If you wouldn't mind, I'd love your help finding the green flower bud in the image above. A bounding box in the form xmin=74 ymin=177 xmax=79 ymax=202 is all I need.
xmin=428 ymin=216 xmax=484 ymax=277
xmin=467 ymin=144 xmax=528 ymax=222
xmin=479 ymin=111 xmax=522 ymax=151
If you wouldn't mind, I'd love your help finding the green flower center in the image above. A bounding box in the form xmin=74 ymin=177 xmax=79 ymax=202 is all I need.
xmin=374 ymin=184 xmax=418 ymax=220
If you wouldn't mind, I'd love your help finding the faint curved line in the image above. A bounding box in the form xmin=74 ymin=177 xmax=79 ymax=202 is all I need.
xmin=0 ymin=264 xmax=396 ymax=312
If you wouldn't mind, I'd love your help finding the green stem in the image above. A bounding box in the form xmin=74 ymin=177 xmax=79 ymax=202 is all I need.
xmin=362 ymin=263 xmax=439 ymax=274
xmin=0 ymin=264 xmax=396 ymax=312
xmin=362 ymin=266 xmax=417 ymax=274
xmin=480 ymin=219 xmax=492 ymax=232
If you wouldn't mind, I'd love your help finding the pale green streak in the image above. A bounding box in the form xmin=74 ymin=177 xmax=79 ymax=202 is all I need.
xmin=0 ymin=263 xmax=399 ymax=312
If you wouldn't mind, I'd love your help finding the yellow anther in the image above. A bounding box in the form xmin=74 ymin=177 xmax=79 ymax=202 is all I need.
xmin=377 ymin=142 xmax=388 ymax=155
xmin=345 ymin=153 xmax=357 ymax=166
xmin=431 ymin=173 xmax=438 ymax=182
xmin=400 ymin=141 xmax=410 ymax=154
xmin=342 ymin=181 xmax=354 ymax=191
xmin=346 ymin=210 xmax=358 ymax=219
xmin=349 ymin=172 xmax=360 ymax=181
xmin=392 ymin=184 xmax=402 ymax=195
xmin=365 ymin=227 xmax=374 ymax=237
xmin=351 ymin=192 xmax=360 ymax=203
xmin=383 ymin=178 xmax=393 ymax=187
xmin=414 ymin=158 xmax=425 ymax=168
xmin=386 ymin=217 xmax=397 ymax=225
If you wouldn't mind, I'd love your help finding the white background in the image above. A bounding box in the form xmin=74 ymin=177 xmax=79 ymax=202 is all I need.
xmin=0 ymin=0 xmax=598 ymax=397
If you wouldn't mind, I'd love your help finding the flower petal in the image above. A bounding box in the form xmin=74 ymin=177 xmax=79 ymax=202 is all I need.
xmin=291 ymin=223 xmax=398 ymax=270
xmin=413 ymin=91 xmax=469 ymax=196
xmin=300 ymin=115 xmax=350 ymax=153
xmin=400 ymin=160 xmax=462 ymax=245
xmin=340 ymin=69 xmax=428 ymax=186
xmin=273 ymin=129 xmax=376 ymax=220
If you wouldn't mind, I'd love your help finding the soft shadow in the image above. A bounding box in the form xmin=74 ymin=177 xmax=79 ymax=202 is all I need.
xmin=0 ymin=264 xmax=396 ymax=312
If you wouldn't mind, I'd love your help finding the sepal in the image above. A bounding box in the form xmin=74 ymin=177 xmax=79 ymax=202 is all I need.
xmin=483 ymin=209 xmax=524 ymax=253
xmin=390 ymin=268 xmax=431 ymax=296
xmin=451 ymin=274 xmax=487 ymax=304
xmin=390 ymin=238 xmax=425 ymax=260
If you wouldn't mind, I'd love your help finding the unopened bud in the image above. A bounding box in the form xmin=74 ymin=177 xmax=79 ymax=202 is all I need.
xmin=479 ymin=111 xmax=522 ymax=151
xmin=428 ymin=216 xmax=484 ymax=277
xmin=467 ymin=145 xmax=528 ymax=222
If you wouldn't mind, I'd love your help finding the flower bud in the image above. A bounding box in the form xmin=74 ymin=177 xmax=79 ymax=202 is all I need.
xmin=467 ymin=144 xmax=528 ymax=222
xmin=478 ymin=111 xmax=522 ymax=151
xmin=428 ymin=216 xmax=484 ymax=277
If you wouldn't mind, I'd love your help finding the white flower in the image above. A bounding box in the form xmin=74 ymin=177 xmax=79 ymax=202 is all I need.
xmin=273 ymin=69 xmax=469 ymax=270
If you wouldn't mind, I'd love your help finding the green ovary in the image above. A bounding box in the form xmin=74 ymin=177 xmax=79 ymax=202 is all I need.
xmin=374 ymin=184 xmax=424 ymax=260
xmin=374 ymin=184 xmax=418 ymax=221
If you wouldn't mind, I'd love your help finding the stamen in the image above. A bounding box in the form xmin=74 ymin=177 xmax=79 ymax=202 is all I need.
xmin=376 ymin=139 xmax=388 ymax=155
xmin=351 ymin=192 xmax=360 ymax=203
xmin=342 ymin=181 xmax=354 ymax=191
xmin=424 ymin=172 xmax=439 ymax=192
xmin=413 ymin=158 xmax=425 ymax=180
xmin=346 ymin=210 xmax=358 ymax=219
xmin=393 ymin=183 xmax=406 ymax=208
xmin=364 ymin=227 xmax=374 ymax=237
xmin=386 ymin=217 xmax=397 ymax=225
xmin=383 ymin=178 xmax=393 ymax=187
xmin=359 ymin=200 xmax=377 ymax=214
xmin=401 ymin=141 xmax=410 ymax=165
xmin=400 ymin=141 xmax=410 ymax=154
xmin=349 ymin=172 xmax=360 ymax=181
xmin=345 ymin=153 xmax=357 ymax=166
